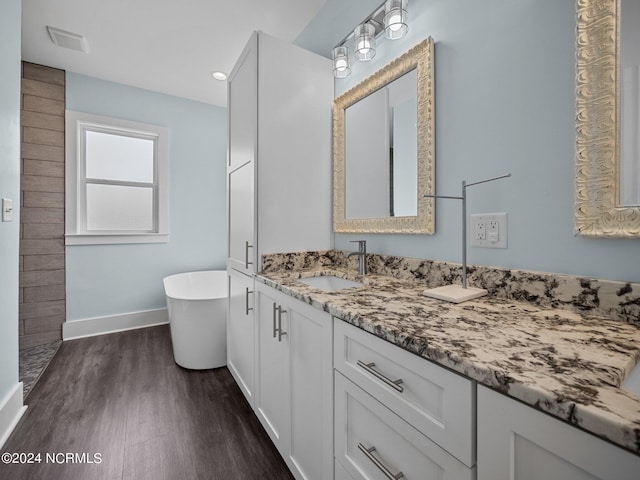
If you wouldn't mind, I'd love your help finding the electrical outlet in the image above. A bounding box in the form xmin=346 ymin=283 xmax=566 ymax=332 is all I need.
xmin=487 ymin=219 xmax=499 ymax=242
xmin=470 ymin=213 xmax=507 ymax=248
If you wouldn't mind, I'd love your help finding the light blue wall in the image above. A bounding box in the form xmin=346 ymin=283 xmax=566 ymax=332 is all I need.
xmin=66 ymin=74 xmax=227 ymax=321
xmin=295 ymin=0 xmax=381 ymax=57
xmin=332 ymin=0 xmax=640 ymax=283
xmin=0 ymin=0 xmax=21 ymax=399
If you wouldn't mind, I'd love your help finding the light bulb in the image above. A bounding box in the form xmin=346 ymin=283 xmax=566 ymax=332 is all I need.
xmin=354 ymin=23 xmax=376 ymax=61
xmin=332 ymin=46 xmax=351 ymax=78
xmin=384 ymin=0 xmax=408 ymax=39
xmin=388 ymin=12 xmax=403 ymax=31
xmin=357 ymin=38 xmax=371 ymax=53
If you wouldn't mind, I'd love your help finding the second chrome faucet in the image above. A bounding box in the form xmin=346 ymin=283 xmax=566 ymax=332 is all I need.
xmin=347 ymin=240 xmax=367 ymax=275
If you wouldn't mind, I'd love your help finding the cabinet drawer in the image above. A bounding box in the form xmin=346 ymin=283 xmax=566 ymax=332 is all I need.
xmin=334 ymin=319 xmax=475 ymax=467
xmin=335 ymin=372 xmax=474 ymax=480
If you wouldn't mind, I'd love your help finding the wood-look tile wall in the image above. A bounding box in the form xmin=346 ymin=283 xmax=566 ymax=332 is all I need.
xmin=19 ymin=62 xmax=66 ymax=349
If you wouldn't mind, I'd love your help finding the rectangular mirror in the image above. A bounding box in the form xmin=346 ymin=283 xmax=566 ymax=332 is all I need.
xmin=345 ymin=70 xmax=418 ymax=219
xmin=334 ymin=38 xmax=435 ymax=234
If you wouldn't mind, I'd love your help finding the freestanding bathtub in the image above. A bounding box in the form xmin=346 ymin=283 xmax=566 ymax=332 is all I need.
xmin=163 ymin=270 xmax=227 ymax=370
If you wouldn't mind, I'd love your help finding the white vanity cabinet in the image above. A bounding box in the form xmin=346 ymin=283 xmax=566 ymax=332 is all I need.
xmin=254 ymin=281 xmax=334 ymax=480
xmin=226 ymin=30 xmax=332 ymax=275
xmin=226 ymin=29 xmax=333 ymax=448
xmin=226 ymin=267 xmax=255 ymax=406
xmin=334 ymin=320 xmax=476 ymax=480
xmin=477 ymin=385 xmax=640 ymax=480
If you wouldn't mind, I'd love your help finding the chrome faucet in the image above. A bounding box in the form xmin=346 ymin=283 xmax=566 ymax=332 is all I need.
xmin=347 ymin=240 xmax=367 ymax=275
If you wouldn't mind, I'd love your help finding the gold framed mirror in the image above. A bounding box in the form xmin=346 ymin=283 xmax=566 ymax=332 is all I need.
xmin=333 ymin=38 xmax=435 ymax=234
xmin=575 ymin=0 xmax=640 ymax=237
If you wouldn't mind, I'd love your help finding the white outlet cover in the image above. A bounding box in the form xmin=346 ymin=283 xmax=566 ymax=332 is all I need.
xmin=470 ymin=212 xmax=507 ymax=248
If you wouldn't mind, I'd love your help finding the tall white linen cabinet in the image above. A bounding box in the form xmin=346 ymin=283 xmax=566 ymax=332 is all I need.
xmin=227 ymin=30 xmax=332 ymax=276
xmin=226 ymin=31 xmax=333 ymax=479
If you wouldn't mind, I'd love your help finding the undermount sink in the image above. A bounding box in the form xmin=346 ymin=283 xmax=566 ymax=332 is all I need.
xmin=622 ymin=362 xmax=640 ymax=396
xmin=297 ymin=275 xmax=364 ymax=292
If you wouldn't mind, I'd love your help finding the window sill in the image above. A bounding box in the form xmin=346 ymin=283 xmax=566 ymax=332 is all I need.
xmin=65 ymin=233 xmax=169 ymax=246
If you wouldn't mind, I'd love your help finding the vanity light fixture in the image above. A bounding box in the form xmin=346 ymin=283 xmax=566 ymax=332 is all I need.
xmin=332 ymin=0 xmax=411 ymax=77
xmin=384 ymin=0 xmax=408 ymax=39
xmin=332 ymin=46 xmax=351 ymax=78
xmin=354 ymin=23 xmax=376 ymax=61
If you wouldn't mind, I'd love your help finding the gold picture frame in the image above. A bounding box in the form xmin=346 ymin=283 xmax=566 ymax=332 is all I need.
xmin=575 ymin=0 xmax=640 ymax=237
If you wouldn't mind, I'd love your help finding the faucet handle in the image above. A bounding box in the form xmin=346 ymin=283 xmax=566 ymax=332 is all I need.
xmin=349 ymin=240 xmax=367 ymax=275
xmin=350 ymin=240 xmax=366 ymax=252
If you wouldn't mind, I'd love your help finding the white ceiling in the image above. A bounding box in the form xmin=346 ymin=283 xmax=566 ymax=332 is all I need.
xmin=21 ymin=0 xmax=328 ymax=107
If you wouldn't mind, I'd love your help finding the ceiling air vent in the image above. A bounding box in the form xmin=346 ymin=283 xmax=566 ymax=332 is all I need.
xmin=46 ymin=26 xmax=89 ymax=53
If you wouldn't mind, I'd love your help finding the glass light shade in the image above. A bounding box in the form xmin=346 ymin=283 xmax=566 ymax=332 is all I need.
xmin=332 ymin=46 xmax=351 ymax=78
xmin=384 ymin=0 xmax=408 ymax=40
xmin=354 ymin=23 xmax=376 ymax=61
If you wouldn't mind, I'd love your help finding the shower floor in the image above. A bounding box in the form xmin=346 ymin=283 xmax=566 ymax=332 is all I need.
xmin=19 ymin=340 xmax=61 ymax=399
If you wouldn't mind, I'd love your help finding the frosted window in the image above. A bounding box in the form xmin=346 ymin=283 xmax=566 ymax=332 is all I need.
xmin=86 ymin=184 xmax=154 ymax=231
xmin=65 ymin=110 xmax=168 ymax=244
xmin=85 ymin=131 xmax=154 ymax=183
xmin=83 ymin=128 xmax=157 ymax=233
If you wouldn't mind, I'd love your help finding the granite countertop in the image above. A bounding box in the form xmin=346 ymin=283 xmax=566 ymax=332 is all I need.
xmin=255 ymin=266 xmax=640 ymax=456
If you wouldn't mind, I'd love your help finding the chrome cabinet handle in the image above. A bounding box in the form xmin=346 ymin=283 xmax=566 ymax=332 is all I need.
xmin=271 ymin=303 xmax=287 ymax=341
xmin=356 ymin=360 xmax=404 ymax=393
xmin=272 ymin=303 xmax=278 ymax=338
xmin=245 ymin=287 xmax=253 ymax=315
xmin=357 ymin=443 xmax=404 ymax=480
xmin=245 ymin=241 xmax=254 ymax=269
xmin=277 ymin=306 xmax=287 ymax=342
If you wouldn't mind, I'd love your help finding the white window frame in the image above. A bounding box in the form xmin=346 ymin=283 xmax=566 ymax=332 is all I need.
xmin=65 ymin=110 xmax=169 ymax=245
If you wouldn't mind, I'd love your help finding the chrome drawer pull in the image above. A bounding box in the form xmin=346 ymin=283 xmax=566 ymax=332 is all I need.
xmin=356 ymin=360 xmax=404 ymax=393
xmin=245 ymin=287 xmax=254 ymax=315
xmin=357 ymin=443 xmax=404 ymax=480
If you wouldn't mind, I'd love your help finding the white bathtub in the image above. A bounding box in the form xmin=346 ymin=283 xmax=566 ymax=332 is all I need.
xmin=163 ymin=270 xmax=227 ymax=369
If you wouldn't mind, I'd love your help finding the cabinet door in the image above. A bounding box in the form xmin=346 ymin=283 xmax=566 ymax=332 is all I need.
xmin=286 ymin=298 xmax=333 ymax=480
xmin=477 ymin=385 xmax=640 ymax=480
xmin=335 ymin=461 xmax=356 ymax=480
xmin=256 ymin=32 xmax=332 ymax=259
xmin=227 ymin=161 xmax=255 ymax=274
xmin=254 ymin=282 xmax=334 ymax=480
xmin=226 ymin=268 xmax=255 ymax=406
xmin=255 ymin=285 xmax=287 ymax=449
xmin=227 ymin=31 xmax=256 ymax=273
xmin=228 ymin=32 xmax=257 ymax=172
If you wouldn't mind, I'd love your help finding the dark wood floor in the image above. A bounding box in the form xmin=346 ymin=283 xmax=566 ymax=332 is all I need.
xmin=0 ymin=325 xmax=294 ymax=480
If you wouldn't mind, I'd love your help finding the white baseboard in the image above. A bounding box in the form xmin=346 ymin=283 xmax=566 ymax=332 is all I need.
xmin=0 ymin=382 xmax=26 ymax=449
xmin=63 ymin=308 xmax=169 ymax=340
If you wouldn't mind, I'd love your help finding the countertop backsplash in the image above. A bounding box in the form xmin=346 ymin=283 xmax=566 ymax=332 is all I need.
xmin=261 ymin=250 xmax=640 ymax=326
